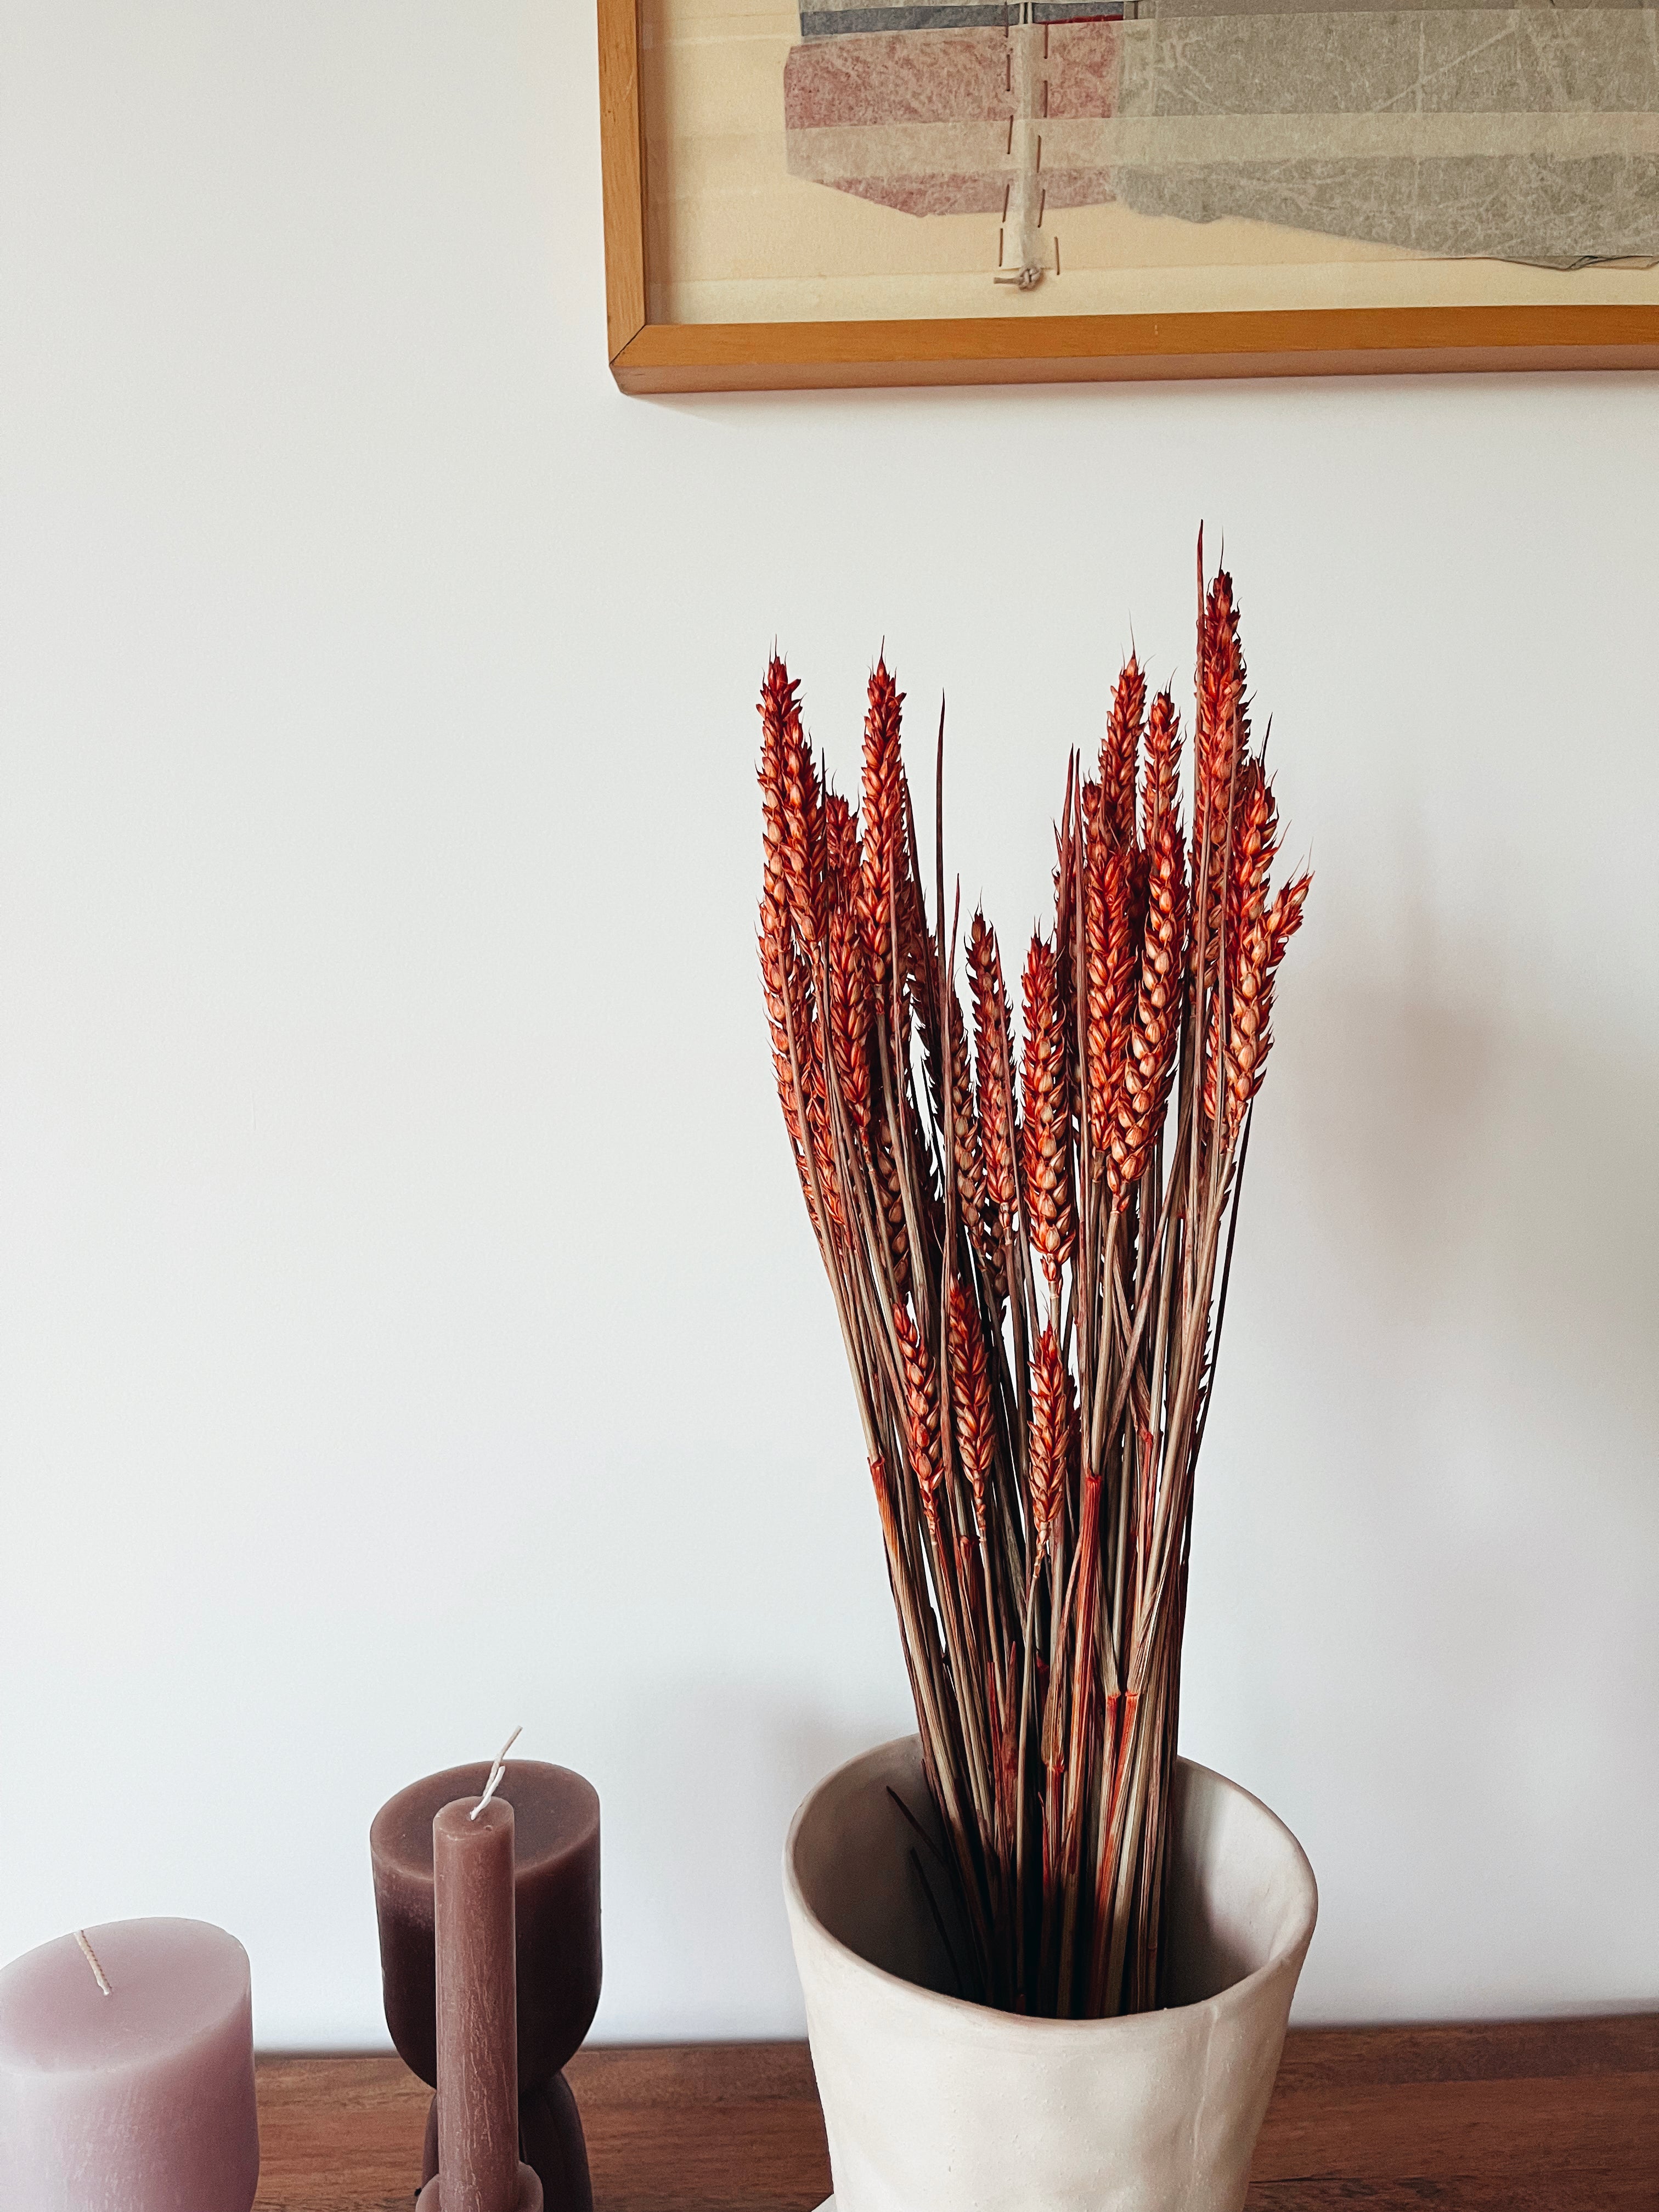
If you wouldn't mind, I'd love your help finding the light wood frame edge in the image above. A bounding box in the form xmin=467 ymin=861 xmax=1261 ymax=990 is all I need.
xmin=599 ymin=0 xmax=647 ymax=360
xmin=597 ymin=0 xmax=1659 ymax=393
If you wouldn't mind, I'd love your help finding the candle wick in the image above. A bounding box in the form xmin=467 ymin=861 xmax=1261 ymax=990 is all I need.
xmin=470 ymin=1725 xmax=522 ymax=1820
xmin=75 ymin=1931 xmax=113 ymax=1997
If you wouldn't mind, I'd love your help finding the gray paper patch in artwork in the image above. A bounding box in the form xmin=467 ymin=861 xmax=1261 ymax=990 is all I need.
xmin=1113 ymin=5 xmax=1659 ymax=263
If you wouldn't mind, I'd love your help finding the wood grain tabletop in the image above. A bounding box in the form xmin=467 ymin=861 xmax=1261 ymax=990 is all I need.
xmin=254 ymin=2016 xmax=1659 ymax=2212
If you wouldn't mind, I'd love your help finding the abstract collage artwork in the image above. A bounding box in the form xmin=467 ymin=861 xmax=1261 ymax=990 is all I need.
xmin=639 ymin=0 xmax=1659 ymax=328
xmin=785 ymin=0 xmax=1659 ymax=272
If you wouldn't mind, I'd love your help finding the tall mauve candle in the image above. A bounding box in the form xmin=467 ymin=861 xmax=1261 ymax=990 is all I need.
xmin=0 ymin=1918 xmax=259 ymax=2212
xmin=416 ymin=1798 xmax=542 ymax=2212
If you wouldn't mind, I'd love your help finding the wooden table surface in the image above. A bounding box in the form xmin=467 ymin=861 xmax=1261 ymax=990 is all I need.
xmin=255 ymin=2017 xmax=1659 ymax=2212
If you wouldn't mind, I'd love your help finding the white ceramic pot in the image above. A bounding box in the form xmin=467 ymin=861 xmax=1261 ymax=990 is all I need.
xmin=783 ymin=1736 xmax=1316 ymax=2212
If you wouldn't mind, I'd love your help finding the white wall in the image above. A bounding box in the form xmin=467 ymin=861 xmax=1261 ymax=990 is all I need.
xmin=1 ymin=1 xmax=1655 ymax=2050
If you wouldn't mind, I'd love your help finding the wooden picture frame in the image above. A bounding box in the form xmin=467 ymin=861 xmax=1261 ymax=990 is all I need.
xmin=598 ymin=0 xmax=1659 ymax=394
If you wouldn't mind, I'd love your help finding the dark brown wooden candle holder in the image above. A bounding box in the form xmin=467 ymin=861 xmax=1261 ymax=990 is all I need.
xmin=370 ymin=1760 xmax=601 ymax=2212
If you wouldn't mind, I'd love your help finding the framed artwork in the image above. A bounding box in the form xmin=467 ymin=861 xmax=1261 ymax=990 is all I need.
xmin=598 ymin=0 xmax=1659 ymax=390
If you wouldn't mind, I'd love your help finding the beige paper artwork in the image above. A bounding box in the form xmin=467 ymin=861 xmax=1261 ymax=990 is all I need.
xmin=642 ymin=0 xmax=1659 ymax=320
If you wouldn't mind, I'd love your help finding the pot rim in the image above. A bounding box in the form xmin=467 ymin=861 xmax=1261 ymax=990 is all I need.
xmin=783 ymin=1734 xmax=1317 ymax=2040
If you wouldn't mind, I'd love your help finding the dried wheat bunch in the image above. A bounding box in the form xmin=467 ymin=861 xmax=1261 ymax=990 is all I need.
xmin=757 ymin=539 xmax=1311 ymax=2018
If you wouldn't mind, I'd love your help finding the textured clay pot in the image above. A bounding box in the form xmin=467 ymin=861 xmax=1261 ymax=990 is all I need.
xmin=783 ymin=1736 xmax=1317 ymax=2212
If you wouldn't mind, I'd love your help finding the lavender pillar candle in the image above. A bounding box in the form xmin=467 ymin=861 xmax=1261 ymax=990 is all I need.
xmin=0 ymin=1919 xmax=259 ymax=2212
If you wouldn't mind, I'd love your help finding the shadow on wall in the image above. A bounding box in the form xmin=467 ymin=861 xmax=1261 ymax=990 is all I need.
xmin=597 ymin=1681 xmax=889 ymax=2041
xmin=1293 ymin=921 xmax=1659 ymax=1454
xmin=1233 ymin=887 xmax=1659 ymax=2015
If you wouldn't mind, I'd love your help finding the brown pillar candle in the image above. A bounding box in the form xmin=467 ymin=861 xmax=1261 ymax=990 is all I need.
xmin=371 ymin=1757 xmax=599 ymax=2211
xmin=415 ymin=1795 xmax=541 ymax=2212
xmin=371 ymin=1761 xmax=601 ymax=2094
